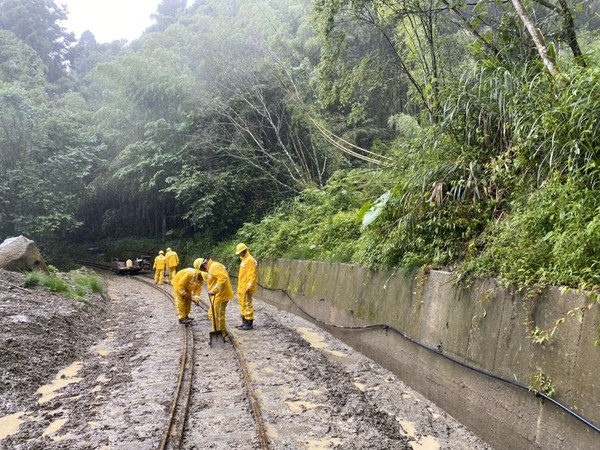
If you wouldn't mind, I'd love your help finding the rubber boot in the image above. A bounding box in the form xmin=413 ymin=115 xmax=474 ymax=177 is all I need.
xmin=235 ymin=316 xmax=247 ymax=329
xmin=240 ymin=320 xmax=253 ymax=330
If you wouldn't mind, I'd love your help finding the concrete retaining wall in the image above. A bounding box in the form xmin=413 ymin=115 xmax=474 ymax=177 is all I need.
xmin=256 ymin=259 xmax=600 ymax=449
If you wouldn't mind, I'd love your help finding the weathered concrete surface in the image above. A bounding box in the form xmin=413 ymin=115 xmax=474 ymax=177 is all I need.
xmin=257 ymin=259 xmax=600 ymax=450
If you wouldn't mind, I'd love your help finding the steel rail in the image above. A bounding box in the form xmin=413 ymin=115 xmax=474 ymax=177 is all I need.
xmin=144 ymin=282 xmax=271 ymax=449
xmin=133 ymin=277 xmax=195 ymax=450
xmin=228 ymin=333 xmax=270 ymax=450
xmin=80 ymin=261 xmax=268 ymax=448
xmin=193 ymin=295 xmax=271 ymax=450
xmin=79 ymin=262 xmax=196 ymax=449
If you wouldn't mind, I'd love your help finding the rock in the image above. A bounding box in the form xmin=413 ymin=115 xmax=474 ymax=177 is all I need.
xmin=0 ymin=235 xmax=49 ymax=273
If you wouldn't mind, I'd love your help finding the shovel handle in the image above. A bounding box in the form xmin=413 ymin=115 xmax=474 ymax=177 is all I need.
xmin=208 ymin=293 xmax=219 ymax=329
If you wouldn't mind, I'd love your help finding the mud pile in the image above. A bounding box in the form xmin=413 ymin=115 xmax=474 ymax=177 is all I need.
xmin=0 ymin=268 xmax=107 ymax=418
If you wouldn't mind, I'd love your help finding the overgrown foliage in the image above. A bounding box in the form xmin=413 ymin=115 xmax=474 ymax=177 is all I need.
xmin=234 ymin=61 xmax=600 ymax=292
xmin=1 ymin=0 xmax=599 ymax=296
xmin=233 ymin=169 xmax=390 ymax=262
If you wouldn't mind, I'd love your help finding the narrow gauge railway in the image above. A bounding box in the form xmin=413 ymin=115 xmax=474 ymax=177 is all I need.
xmin=83 ymin=261 xmax=268 ymax=449
xmin=136 ymin=276 xmax=269 ymax=450
xmin=79 ymin=262 xmax=492 ymax=449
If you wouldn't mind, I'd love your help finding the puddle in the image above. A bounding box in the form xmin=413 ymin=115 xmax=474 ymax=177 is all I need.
xmin=36 ymin=361 xmax=84 ymax=404
xmin=42 ymin=418 xmax=68 ymax=437
xmin=0 ymin=412 xmax=25 ymax=439
xmin=325 ymin=349 xmax=356 ymax=365
xmin=426 ymin=407 xmax=441 ymax=420
xmin=398 ymin=418 xmax=417 ymax=437
xmin=306 ymin=437 xmax=343 ymax=449
xmin=411 ymin=435 xmax=440 ymax=450
xmin=354 ymin=382 xmax=367 ymax=391
xmin=265 ymin=423 xmax=280 ymax=439
xmin=286 ymin=401 xmax=323 ymax=413
xmin=297 ymin=327 xmax=328 ymax=349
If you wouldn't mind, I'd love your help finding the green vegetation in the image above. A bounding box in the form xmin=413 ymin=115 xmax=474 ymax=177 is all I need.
xmin=233 ymin=63 xmax=600 ymax=294
xmin=24 ymin=269 xmax=105 ymax=304
xmin=0 ymin=0 xmax=598 ymax=297
xmin=530 ymin=370 xmax=556 ymax=397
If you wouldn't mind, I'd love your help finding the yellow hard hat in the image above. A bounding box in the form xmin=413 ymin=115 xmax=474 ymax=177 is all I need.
xmin=194 ymin=258 xmax=207 ymax=270
xmin=159 ymin=250 xmax=164 ymax=254
xmin=167 ymin=247 xmax=172 ymax=252
xmin=235 ymin=243 xmax=248 ymax=255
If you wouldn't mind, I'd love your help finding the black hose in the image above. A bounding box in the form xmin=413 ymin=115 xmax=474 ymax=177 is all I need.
xmin=258 ymin=283 xmax=600 ymax=435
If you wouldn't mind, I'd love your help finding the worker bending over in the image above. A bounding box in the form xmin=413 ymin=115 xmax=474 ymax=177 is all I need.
xmin=172 ymin=260 xmax=205 ymax=325
xmin=198 ymin=258 xmax=234 ymax=338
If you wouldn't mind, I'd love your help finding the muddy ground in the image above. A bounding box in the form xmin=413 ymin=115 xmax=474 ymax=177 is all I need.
xmin=0 ymin=268 xmax=180 ymax=449
xmin=0 ymin=268 xmax=493 ymax=449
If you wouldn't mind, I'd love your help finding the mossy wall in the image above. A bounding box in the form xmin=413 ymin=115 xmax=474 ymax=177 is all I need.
xmin=257 ymin=259 xmax=600 ymax=450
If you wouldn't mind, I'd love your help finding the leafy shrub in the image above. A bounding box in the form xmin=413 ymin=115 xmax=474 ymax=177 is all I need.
xmin=220 ymin=63 xmax=600 ymax=294
xmin=70 ymin=269 xmax=105 ymax=295
xmin=462 ymin=173 xmax=600 ymax=289
xmin=231 ymin=169 xmax=387 ymax=264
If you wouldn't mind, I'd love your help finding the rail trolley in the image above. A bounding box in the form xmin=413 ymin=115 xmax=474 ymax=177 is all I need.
xmin=111 ymin=256 xmax=151 ymax=275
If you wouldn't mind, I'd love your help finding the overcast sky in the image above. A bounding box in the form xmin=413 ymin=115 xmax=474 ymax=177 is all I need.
xmin=60 ymin=0 xmax=162 ymax=43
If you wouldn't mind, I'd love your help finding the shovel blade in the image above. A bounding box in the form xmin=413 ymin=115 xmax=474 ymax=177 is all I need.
xmin=209 ymin=331 xmax=226 ymax=348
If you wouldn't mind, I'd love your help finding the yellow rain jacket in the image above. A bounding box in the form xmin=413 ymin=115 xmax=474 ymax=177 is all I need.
xmin=172 ymin=267 xmax=204 ymax=320
xmin=165 ymin=249 xmax=179 ymax=282
xmin=153 ymin=254 xmax=166 ymax=270
xmin=153 ymin=253 xmax=167 ymax=284
xmin=205 ymin=259 xmax=234 ymax=302
xmin=165 ymin=249 xmax=179 ymax=268
xmin=237 ymin=251 xmax=258 ymax=294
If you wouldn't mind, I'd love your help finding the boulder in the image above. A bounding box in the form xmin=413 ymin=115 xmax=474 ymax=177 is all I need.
xmin=0 ymin=235 xmax=49 ymax=273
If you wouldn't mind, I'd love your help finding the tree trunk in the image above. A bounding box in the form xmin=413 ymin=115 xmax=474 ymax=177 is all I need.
xmin=510 ymin=0 xmax=560 ymax=77
xmin=533 ymin=0 xmax=586 ymax=67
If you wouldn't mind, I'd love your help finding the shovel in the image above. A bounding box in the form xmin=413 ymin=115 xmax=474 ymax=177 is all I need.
xmin=208 ymin=293 xmax=226 ymax=348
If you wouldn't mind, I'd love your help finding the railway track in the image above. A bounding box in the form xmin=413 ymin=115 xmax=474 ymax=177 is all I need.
xmin=130 ymin=278 xmax=195 ymax=450
xmin=81 ymin=261 xmax=268 ymax=449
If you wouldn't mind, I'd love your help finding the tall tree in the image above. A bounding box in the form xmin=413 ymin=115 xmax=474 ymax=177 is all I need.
xmin=0 ymin=0 xmax=75 ymax=83
xmin=0 ymin=85 xmax=99 ymax=240
xmin=0 ymin=30 xmax=47 ymax=90
xmin=149 ymin=0 xmax=188 ymax=32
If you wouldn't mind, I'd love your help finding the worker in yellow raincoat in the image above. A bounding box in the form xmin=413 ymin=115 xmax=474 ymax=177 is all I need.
xmin=235 ymin=243 xmax=257 ymax=330
xmin=153 ymin=250 xmax=167 ymax=285
xmin=171 ymin=260 xmax=205 ymax=325
xmin=165 ymin=247 xmax=179 ymax=283
xmin=198 ymin=258 xmax=234 ymax=337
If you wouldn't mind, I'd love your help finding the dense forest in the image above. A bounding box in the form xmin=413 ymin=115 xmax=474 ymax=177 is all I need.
xmin=0 ymin=0 xmax=599 ymax=293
